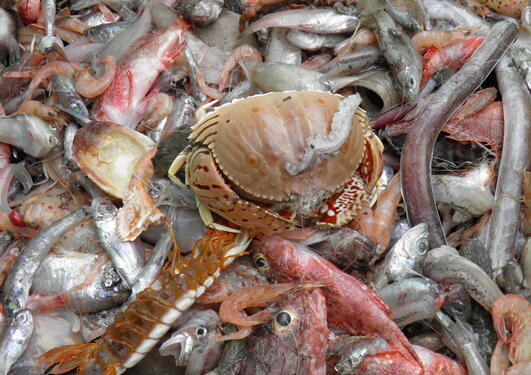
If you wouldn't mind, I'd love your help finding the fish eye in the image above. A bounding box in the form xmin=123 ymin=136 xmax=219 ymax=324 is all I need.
xmin=72 ymin=104 xmax=81 ymax=113
xmin=416 ymin=238 xmax=429 ymax=254
xmin=253 ymin=253 xmax=270 ymax=272
xmin=451 ymin=302 xmax=465 ymax=315
xmin=408 ymin=76 xmax=416 ymax=88
xmin=275 ymin=311 xmax=291 ymax=327
xmin=196 ymin=326 xmax=207 ymax=337
xmin=273 ymin=309 xmax=296 ymax=334
xmin=4 ymin=297 xmax=20 ymax=316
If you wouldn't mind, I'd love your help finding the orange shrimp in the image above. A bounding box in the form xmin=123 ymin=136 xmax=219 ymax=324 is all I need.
xmin=4 ymin=61 xmax=76 ymax=102
xmin=218 ymin=282 xmax=320 ymax=341
xmin=369 ymin=172 xmax=402 ymax=249
xmin=490 ymin=294 xmax=531 ymax=375
xmin=56 ymin=17 xmax=90 ymax=34
xmin=74 ymin=55 xmax=116 ymax=98
xmin=218 ymin=44 xmax=262 ymax=92
xmin=421 ymin=37 xmax=484 ymax=85
xmin=17 ymin=100 xmax=65 ymax=125
xmin=39 ymin=230 xmax=251 ymax=374
xmin=138 ymin=92 xmax=173 ymax=131
xmin=412 ymin=28 xmax=479 ymax=52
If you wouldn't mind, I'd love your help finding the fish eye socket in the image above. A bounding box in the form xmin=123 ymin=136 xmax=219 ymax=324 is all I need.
xmin=253 ymin=253 xmax=270 ymax=272
xmin=275 ymin=311 xmax=292 ymax=327
xmin=196 ymin=326 xmax=207 ymax=337
xmin=5 ymin=298 xmax=20 ymax=316
xmin=417 ymin=238 xmax=429 ymax=254
xmin=408 ymin=76 xmax=416 ymax=87
xmin=72 ymin=105 xmax=81 ymax=113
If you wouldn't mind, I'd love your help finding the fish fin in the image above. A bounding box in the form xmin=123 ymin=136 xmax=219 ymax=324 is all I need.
xmin=38 ymin=343 xmax=98 ymax=374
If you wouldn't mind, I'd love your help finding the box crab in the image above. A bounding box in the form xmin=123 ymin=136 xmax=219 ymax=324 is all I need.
xmin=169 ymin=91 xmax=384 ymax=235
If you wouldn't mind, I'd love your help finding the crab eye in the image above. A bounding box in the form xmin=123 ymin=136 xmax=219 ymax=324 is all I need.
xmin=253 ymin=253 xmax=270 ymax=272
xmin=273 ymin=309 xmax=296 ymax=334
xmin=196 ymin=326 xmax=207 ymax=337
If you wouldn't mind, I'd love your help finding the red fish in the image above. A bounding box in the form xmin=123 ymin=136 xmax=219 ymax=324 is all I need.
xmin=421 ymin=37 xmax=484 ymax=85
xmin=241 ymin=287 xmax=329 ymax=375
xmin=93 ymin=18 xmax=188 ymax=129
xmin=256 ymin=235 xmax=424 ymax=373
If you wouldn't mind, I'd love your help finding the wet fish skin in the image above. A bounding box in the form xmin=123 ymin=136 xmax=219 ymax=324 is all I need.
xmin=0 ymin=309 xmax=34 ymax=375
xmin=160 ymin=309 xmax=221 ymax=374
xmin=84 ymin=21 xmax=132 ymax=43
xmin=53 ymin=75 xmax=90 ymax=125
xmin=374 ymin=9 xmax=422 ymax=103
xmin=373 ymin=223 xmax=429 ymax=291
xmin=3 ymin=208 xmax=88 ymax=317
xmin=91 ymin=197 xmax=144 ymax=289
xmin=377 ymin=277 xmax=444 ymax=327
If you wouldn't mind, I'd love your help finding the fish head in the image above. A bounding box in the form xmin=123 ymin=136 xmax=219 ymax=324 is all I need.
xmin=244 ymin=287 xmax=328 ymax=375
xmin=12 ymin=309 xmax=34 ymax=335
xmin=396 ymin=67 xmax=420 ymax=103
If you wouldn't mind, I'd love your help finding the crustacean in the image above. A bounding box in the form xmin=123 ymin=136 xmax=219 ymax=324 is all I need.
xmin=169 ymin=91 xmax=384 ymax=235
xmin=490 ymin=294 xmax=531 ymax=375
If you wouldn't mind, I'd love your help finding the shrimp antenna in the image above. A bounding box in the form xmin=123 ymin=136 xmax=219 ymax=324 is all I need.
xmin=164 ymin=218 xmax=182 ymax=270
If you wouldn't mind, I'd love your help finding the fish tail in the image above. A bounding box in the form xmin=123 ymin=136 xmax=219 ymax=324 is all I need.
xmin=38 ymin=343 xmax=111 ymax=374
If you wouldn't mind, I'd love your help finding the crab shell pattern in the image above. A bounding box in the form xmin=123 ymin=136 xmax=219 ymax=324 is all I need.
xmin=171 ymin=91 xmax=384 ymax=235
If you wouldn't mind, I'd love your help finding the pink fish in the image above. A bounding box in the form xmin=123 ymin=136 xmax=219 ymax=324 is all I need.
xmin=256 ymin=235 xmax=424 ymax=373
xmin=93 ymin=17 xmax=188 ymax=128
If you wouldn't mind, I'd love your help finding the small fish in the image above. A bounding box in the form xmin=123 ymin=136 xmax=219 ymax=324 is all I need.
xmin=372 ymin=223 xmax=429 ymax=291
xmin=90 ymin=196 xmax=144 ymax=289
xmin=0 ymin=309 xmax=34 ymax=375
xmin=52 ymin=75 xmax=90 ymax=125
xmin=373 ymin=9 xmax=422 ymax=102
xmin=84 ymin=21 xmax=132 ymax=43
xmin=285 ymin=30 xmax=346 ymax=51
xmin=377 ymin=278 xmax=445 ymax=327
xmin=240 ymin=61 xmax=329 ymax=92
xmin=3 ymin=208 xmax=88 ymax=317
xmin=423 ymin=245 xmax=503 ymax=312
xmin=175 ymin=0 xmax=223 ymax=26
xmin=160 ymin=309 xmax=222 ymax=374
xmin=240 ymin=287 xmax=329 ymax=375
xmin=243 ymin=8 xmax=359 ymax=36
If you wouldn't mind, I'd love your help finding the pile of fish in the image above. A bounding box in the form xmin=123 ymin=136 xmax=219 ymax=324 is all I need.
xmin=0 ymin=0 xmax=530 ymax=374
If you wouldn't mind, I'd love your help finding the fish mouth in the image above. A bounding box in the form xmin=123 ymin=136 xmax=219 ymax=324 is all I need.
xmin=159 ymin=333 xmax=195 ymax=366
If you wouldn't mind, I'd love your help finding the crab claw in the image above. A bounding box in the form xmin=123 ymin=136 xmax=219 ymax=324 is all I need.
xmin=38 ymin=35 xmax=66 ymax=58
xmin=159 ymin=331 xmax=196 ymax=366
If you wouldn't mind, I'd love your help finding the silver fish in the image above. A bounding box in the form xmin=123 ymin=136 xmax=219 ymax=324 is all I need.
xmin=377 ymin=278 xmax=444 ymax=327
xmin=373 ymin=223 xmax=429 ymax=291
xmin=160 ymin=309 xmax=222 ymax=374
xmin=175 ymin=0 xmax=223 ymax=26
xmin=3 ymin=208 xmax=88 ymax=317
xmin=286 ymin=30 xmax=346 ymax=51
xmin=265 ymin=29 xmax=302 ymax=65
xmin=0 ymin=114 xmax=58 ymax=158
xmin=423 ymin=246 xmax=503 ymax=311
xmin=91 ymin=196 xmax=144 ymax=289
xmin=84 ymin=21 xmax=132 ymax=43
xmin=53 ymin=75 xmax=90 ymax=125
xmin=0 ymin=309 xmax=34 ymax=375
xmin=240 ymin=61 xmax=329 ymax=92
xmin=333 ymin=337 xmax=389 ymax=375
xmin=373 ymin=9 xmax=422 ymax=103
xmin=320 ymin=45 xmax=384 ymax=78
xmin=244 ymin=9 xmax=359 ymax=35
